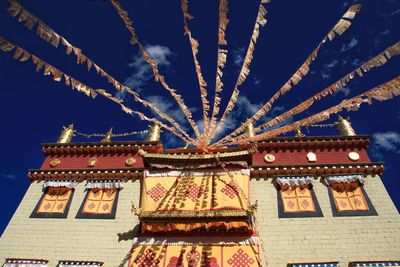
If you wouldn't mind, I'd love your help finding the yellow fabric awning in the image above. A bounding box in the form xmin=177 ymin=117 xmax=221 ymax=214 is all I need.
xmin=129 ymin=244 xmax=260 ymax=267
xmin=140 ymin=169 xmax=250 ymax=217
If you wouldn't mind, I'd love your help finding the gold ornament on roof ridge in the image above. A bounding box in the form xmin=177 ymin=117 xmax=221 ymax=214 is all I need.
xmin=57 ymin=124 xmax=75 ymax=144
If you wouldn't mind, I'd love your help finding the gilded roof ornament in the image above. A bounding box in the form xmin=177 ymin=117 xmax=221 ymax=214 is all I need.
xmin=337 ymin=116 xmax=356 ymax=136
xmin=101 ymin=128 xmax=113 ymax=143
xmin=57 ymin=124 xmax=75 ymax=144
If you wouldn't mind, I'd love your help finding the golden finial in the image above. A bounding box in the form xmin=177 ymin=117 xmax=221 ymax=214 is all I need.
xmin=101 ymin=128 xmax=113 ymax=143
xmin=294 ymin=127 xmax=305 ymax=137
xmin=147 ymin=123 xmax=162 ymax=142
xmin=337 ymin=116 xmax=356 ymax=136
xmin=245 ymin=122 xmax=255 ymax=138
xmin=57 ymin=124 xmax=75 ymax=144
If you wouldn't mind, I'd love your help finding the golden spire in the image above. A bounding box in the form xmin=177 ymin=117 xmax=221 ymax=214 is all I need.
xmin=57 ymin=124 xmax=75 ymax=144
xmin=101 ymin=128 xmax=113 ymax=143
xmin=337 ymin=116 xmax=356 ymax=136
xmin=147 ymin=123 xmax=162 ymax=142
xmin=245 ymin=122 xmax=255 ymax=138
xmin=294 ymin=127 xmax=305 ymax=137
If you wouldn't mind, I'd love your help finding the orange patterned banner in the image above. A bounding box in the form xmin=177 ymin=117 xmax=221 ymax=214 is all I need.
xmin=129 ymin=244 xmax=260 ymax=267
xmin=141 ymin=172 xmax=250 ymax=213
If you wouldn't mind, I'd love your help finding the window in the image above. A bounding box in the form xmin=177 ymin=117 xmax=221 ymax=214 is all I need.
xmin=276 ymin=176 xmax=323 ymax=218
xmin=331 ymin=182 xmax=368 ymax=211
xmin=76 ymin=180 xmax=121 ymax=219
xmin=281 ymin=184 xmax=316 ymax=212
xmin=2 ymin=259 xmax=48 ymax=267
xmin=31 ymin=186 xmax=74 ymax=218
xmin=58 ymin=261 xmax=103 ymax=267
xmin=287 ymin=262 xmax=338 ymax=267
xmin=325 ymin=175 xmax=377 ymax=217
xmin=350 ymin=262 xmax=400 ymax=267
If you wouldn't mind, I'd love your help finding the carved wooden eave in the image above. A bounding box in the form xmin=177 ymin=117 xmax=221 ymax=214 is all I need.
xmin=41 ymin=141 xmax=162 ymax=156
xmin=28 ymin=168 xmax=143 ymax=181
xmin=245 ymin=135 xmax=371 ymax=151
xmin=250 ymin=162 xmax=384 ymax=177
xmin=140 ymin=147 xmax=255 ymax=168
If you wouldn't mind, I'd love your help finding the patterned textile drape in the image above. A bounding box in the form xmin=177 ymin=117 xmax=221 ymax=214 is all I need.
xmin=141 ymin=170 xmax=250 ymax=213
xmin=324 ymin=175 xmax=365 ymax=185
xmin=128 ymin=244 xmax=260 ymax=267
xmin=276 ymin=176 xmax=314 ymax=186
xmin=86 ymin=180 xmax=123 ymax=189
xmin=43 ymin=180 xmax=78 ymax=189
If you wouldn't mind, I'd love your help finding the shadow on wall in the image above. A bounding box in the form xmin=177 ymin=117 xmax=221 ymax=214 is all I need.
xmin=117 ymin=224 xmax=139 ymax=242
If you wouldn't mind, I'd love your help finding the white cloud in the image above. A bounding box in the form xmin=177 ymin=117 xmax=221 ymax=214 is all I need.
xmin=146 ymin=95 xmax=186 ymax=125
xmin=321 ymin=59 xmax=339 ymax=80
xmin=232 ymin=47 xmax=245 ymax=67
xmin=380 ymin=30 xmax=391 ymax=35
xmin=341 ymin=38 xmax=358 ymax=52
xmin=254 ymin=78 xmax=261 ymax=86
xmin=124 ymin=44 xmax=174 ymax=89
xmin=373 ymin=131 xmax=400 ymax=152
xmin=1 ymin=173 xmax=16 ymax=179
xmin=333 ymin=87 xmax=351 ymax=97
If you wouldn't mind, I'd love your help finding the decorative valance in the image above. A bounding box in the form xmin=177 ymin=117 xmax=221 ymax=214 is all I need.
xmin=85 ymin=180 xmax=123 ymax=189
xmin=140 ymin=169 xmax=250 ymax=216
xmin=129 ymin=242 xmax=260 ymax=267
xmin=276 ymin=176 xmax=314 ymax=186
xmin=289 ymin=263 xmax=338 ymax=267
xmin=324 ymin=174 xmax=365 ymax=185
xmin=149 ymin=161 xmax=249 ymax=169
xmin=3 ymin=259 xmax=48 ymax=267
xmin=144 ymin=169 xmax=250 ymax=177
xmin=132 ymin=236 xmax=260 ymax=246
xmin=43 ymin=180 xmax=78 ymax=189
xmin=58 ymin=261 xmax=103 ymax=267
xmin=141 ymin=220 xmax=253 ymax=234
xmin=351 ymin=262 xmax=400 ymax=267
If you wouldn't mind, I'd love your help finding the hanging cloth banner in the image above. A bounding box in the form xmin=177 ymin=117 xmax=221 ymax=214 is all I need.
xmin=324 ymin=175 xmax=365 ymax=185
xmin=215 ymin=3 xmax=362 ymax=145
xmin=0 ymin=36 xmax=191 ymax=144
xmin=224 ymin=41 xmax=400 ymax=144
xmin=43 ymin=180 xmax=79 ymax=189
xmin=110 ymin=0 xmax=201 ymax=139
xmin=140 ymin=169 xmax=250 ymax=215
xmin=6 ymin=0 xmax=193 ymax=144
xmin=86 ymin=180 xmax=123 ymax=189
xmin=128 ymin=243 xmax=260 ymax=267
xmin=209 ymin=0 xmax=270 ymax=144
xmin=276 ymin=176 xmax=314 ymax=186
xmin=181 ymin=0 xmax=211 ymax=135
xmin=226 ymin=75 xmax=400 ymax=145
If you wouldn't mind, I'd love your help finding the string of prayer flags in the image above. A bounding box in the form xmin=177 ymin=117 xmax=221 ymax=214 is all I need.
xmin=214 ymin=3 xmax=362 ymax=145
xmin=224 ymin=76 xmax=400 ymax=146
xmin=208 ymin=0 xmax=269 ymax=144
xmin=180 ymin=0 xmax=211 ymax=135
xmin=207 ymin=0 xmax=230 ymax=144
xmin=0 ymin=35 xmax=192 ymax=144
xmin=6 ymin=0 xmax=193 ymax=141
xmin=219 ymin=41 xmax=400 ymax=144
xmin=110 ymin=0 xmax=201 ymax=139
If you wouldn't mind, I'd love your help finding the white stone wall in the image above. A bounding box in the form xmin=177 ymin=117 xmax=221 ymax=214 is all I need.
xmin=0 ymin=175 xmax=399 ymax=267
xmin=0 ymin=179 xmax=142 ymax=267
xmin=253 ymin=175 xmax=400 ymax=266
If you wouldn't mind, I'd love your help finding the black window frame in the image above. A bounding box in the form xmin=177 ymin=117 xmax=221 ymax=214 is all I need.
xmin=76 ymin=188 xmax=120 ymax=219
xmin=327 ymin=180 xmax=377 ymax=217
xmin=277 ymin=183 xmax=323 ymax=218
xmin=30 ymin=187 xmax=75 ymax=219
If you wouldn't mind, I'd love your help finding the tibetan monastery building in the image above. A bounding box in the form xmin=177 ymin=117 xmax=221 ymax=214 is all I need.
xmin=1 ymin=118 xmax=400 ymax=267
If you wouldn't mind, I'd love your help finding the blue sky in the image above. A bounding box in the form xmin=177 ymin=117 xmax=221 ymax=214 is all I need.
xmin=0 ymin=0 xmax=399 ymax=234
